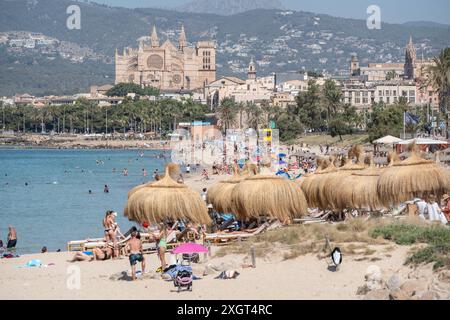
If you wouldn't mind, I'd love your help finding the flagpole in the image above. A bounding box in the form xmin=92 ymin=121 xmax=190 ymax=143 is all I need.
xmin=403 ymin=111 xmax=406 ymax=139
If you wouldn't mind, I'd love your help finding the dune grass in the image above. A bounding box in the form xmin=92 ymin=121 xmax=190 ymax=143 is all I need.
xmin=370 ymin=221 xmax=450 ymax=270
xmin=215 ymin=217 xmax=387 ymax=260
xmin=214 ymin=217 xmax=450 ymax=270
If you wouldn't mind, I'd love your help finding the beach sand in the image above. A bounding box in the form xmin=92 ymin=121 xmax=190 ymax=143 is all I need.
xmin=0 ymin=245 xmax=415 ymax=300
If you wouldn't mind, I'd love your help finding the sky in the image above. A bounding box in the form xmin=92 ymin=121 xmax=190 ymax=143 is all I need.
xmin=92 ymin=0 xmax=450 ymax=25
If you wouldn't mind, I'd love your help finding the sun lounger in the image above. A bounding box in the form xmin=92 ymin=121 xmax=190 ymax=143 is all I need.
xmin=203 ymin=222 xmax=270 ymax=244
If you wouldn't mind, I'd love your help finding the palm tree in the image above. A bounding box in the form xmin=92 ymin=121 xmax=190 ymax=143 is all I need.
xmin=216 ymin=98 xmax=238 ymax=133
xmin=426 ymin=48 xmax=450 ymax=137
xmin=244 ymin=102 xmax=263 ymax=130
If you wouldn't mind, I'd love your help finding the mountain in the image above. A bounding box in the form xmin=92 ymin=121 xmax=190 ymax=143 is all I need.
xmin=175 ymin=0 xmax=284 ymax=15
xmin=403 ymin=21 xmax=450 ymax=29
xmin=0 ymin=0 xmax=449 ymax=96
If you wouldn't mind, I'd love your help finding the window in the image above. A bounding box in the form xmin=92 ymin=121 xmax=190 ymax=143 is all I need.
xmin=409 ymin=90 xmax=415 ymax=97
xmin=402 ymin=91 xmax=407 ymax=97
xmin=386 ymin=97 xmax=390 ymax=104
xmin=393 ymin=90 xmax=397 ymax=96
xmin=379 ymin=90 xmax=382 ymax=96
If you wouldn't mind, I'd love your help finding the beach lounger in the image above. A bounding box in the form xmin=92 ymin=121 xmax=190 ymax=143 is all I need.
xmin=203 ymin=222 xmax=270 ymax=244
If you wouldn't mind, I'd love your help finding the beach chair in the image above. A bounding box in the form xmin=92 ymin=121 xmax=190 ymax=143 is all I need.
xmin=203 ymin=222 xmax=270 ymax=245
xmin=67 ymin=240 xmax=86 ymax=252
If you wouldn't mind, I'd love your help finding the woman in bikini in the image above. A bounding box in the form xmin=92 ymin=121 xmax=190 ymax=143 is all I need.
xmin=156 ymin=223 xmax=168 ymax=272
xmin=71 ymin=246 xmax=113 ymax=262
xmin=103 ymin=211 xmax=118 ymax=258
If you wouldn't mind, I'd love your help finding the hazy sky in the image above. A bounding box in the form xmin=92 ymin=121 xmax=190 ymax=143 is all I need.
xmin=92 ymin=0 xmax=450 ymax=25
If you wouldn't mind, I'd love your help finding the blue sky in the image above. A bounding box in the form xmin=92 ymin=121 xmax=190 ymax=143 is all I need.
xmin=93 ymin=0 xmax=450 ymax=25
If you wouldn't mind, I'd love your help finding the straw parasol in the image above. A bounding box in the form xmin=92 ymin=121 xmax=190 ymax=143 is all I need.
xmin=338 ymin=154 xmax=384 ymax=211
xmin=298 ymin=157 xmax=333 ymax=208
xmin=124 ymin=163 xmax=211 ymax=225
xmin=231 ymin=161 xmax=308 ymax=221
xmin=377 ymin=146 xmax=450 ymax=206
xmin=322 ymin=146 xmax=367 ymax=211
xmin=207 ymin=164 xmax=256 ymax=214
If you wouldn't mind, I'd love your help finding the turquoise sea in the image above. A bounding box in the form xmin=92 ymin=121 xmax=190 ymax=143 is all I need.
xmin=0 ymin=149 xmax=168 ymax=254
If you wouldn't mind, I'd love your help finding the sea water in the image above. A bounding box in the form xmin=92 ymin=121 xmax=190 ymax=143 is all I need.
xmin=0 ymin=148 xmax=169 ymax=254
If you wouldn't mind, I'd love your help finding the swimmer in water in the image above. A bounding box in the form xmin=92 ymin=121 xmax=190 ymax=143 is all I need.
xmin=89 ymin=190 xmax=92 ymax=194
xmin=123 ymin=168 xmax=128 ymax=176
xmin=143 ymin=169 xmax=147 ymax=177
xmin=104 ymin=185 xmax=109 ymax=193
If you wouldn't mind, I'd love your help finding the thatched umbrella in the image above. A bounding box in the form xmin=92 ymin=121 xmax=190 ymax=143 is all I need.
xmin=322 ymin=146 xmax=367 ymax=211
xmin=298 ymin=157 xmax=334 ymax=208
xmin=377 ymin=150 xmax=450 ymax=206
xmin=231 ymin=163 xmax=308 ymax=222
xmin=207 ymin=164 xmax=257 ymax=214
xmin=124 ymin=163 xmax=211 ymax=225
xmin=338 ymin=155 xmax=384 ymax=211
xmin=127 ymin=163 xmax=180 ymax=199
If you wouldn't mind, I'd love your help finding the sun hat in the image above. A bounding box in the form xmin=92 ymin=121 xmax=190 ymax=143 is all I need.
xmin=443 ymin=194 xmax=450 ymax=202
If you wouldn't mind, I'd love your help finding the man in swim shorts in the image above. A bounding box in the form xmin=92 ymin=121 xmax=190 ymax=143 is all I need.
xmin=126 ymin=231 xmax=145 ymax=281
xmin=7 ymin=226 xmax=17 ymax=250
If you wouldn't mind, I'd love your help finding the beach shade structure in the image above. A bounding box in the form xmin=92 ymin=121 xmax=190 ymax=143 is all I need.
xmin=172 ymin=243 xmax=208 ymax=254
xmin=373 ymin=135 xmax=403 ymax=145
xmin=377 ymin=149 xmax=450 ymax=207
xmin=298 ymin=157 xmax=335 ymax=209
xmin=322 ymin=146 xmax=367 ymax=211
xmin=124 ymin=163 xmax=211 ymax=225
xmin=231 ymin=162 xmax=308 ymax=222
xmin=338 ymin=155 xmax=384 ymax=211
xmin=207 ymin=164 xmax=256 ymax=214
xmin=127 ymin=163 xmax=180 ymax=199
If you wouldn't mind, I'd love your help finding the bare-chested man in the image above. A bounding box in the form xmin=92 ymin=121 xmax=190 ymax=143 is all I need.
xmin=7 ymin=226 xmax=17 ymax=249
xmin=126 ymin=231 xmax=145 ymax=281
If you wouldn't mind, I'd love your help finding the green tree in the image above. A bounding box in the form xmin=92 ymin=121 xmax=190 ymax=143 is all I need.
xmin=216 ymin=98 xmax=238 ymax=133
xmin=367 ymin=103 xmax=404 ymax=142
xmin=426 ymin=47 xmax=450 ymax=138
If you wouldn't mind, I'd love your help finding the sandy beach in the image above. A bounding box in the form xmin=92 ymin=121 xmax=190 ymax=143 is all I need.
xmin=0 ymin=244 xmax=422 ymax=300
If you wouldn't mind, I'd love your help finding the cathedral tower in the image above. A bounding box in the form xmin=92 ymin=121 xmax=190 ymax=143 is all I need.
xmin=404 ymin=36 xmax=417 ymax=79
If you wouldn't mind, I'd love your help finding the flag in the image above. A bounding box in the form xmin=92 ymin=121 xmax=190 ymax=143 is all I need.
xmin=405 ymin=112 xmax=420 ymax=125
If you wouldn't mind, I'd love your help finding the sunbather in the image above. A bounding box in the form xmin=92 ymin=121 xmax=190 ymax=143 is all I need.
xmin=71 ymin=246 xmax=113 ymax=262
xmin=103 ymin=211 xmax=120 ymax=258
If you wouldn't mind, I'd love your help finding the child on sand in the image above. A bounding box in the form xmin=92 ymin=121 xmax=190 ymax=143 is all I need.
xmin=126 ymin=231 xmax=145 ymax=281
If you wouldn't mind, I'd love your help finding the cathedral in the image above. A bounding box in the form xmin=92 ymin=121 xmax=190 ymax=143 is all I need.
xmin=115 ymin=25 xmax=216 ymax=92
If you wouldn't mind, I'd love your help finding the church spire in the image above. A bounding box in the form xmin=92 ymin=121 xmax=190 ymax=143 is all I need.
xmin=151 ymin=25 xmax=159 ymax=48
xmin=179 ymin=24 xmax=187 ymax=50
xmin=247 ymin=57 xmax=256 ymax=80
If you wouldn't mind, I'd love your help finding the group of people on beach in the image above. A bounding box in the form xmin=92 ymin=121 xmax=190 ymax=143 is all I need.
xmin=70 ymin=210 xmax=187 ymax=281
